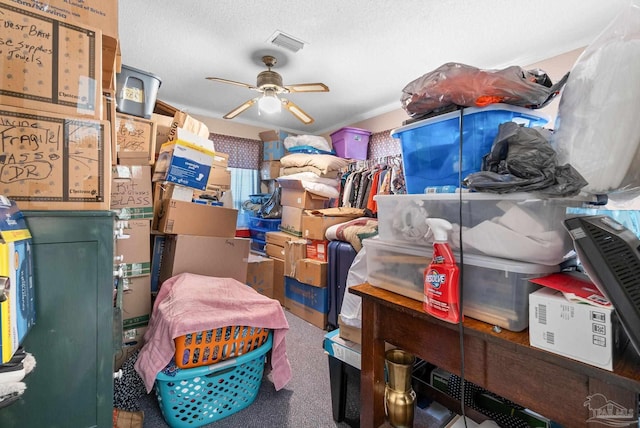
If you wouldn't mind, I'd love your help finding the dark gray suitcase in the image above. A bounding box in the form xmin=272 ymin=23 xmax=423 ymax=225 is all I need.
xmin=328 ymin=240 xmax=357 ymax=330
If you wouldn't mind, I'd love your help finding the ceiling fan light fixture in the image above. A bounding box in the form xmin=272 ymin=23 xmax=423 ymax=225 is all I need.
xmin=258 ymin=90 xmax=281 ymax=114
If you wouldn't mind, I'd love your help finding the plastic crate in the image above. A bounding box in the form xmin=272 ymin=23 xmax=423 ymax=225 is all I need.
xmin=116 ymin=64 xmax=162 ymax=119
xmin=156 ymin=333 xmax=272 ymax=427
xmin=249 ymin=226 xmax=269 ymax=242
xmin=391 ymin=104 xmax=548 ymax=193
xmin=250 ymin=238 xmax=267 ymax=255
xmin=330 ymin=127 xmax=371 ymax=160
xmin=248 ymin=216 xmax=281 ymax=231
xmin=174 ymin=325 xmax=270 ymax=369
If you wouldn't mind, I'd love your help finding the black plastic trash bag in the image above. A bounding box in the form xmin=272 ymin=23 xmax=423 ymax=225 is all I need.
xmin=463 ymin=122 xmax=587 ymax=197
xmin=258 ymin=187 xmax=282 ymax=219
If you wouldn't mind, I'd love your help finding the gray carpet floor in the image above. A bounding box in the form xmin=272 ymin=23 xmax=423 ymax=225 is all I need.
xmin=134 ymin=309 xmax=450 ymax=427
xmin=138 ymin=310 xmax=359 ymax=427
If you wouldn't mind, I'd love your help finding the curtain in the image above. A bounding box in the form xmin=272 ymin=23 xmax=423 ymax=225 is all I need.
xmin=230 ymin=167 xmax=260 ymax=224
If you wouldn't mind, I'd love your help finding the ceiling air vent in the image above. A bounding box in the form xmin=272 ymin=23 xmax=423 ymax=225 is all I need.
xmin=268 ymin=30 xmax=306 ymax=53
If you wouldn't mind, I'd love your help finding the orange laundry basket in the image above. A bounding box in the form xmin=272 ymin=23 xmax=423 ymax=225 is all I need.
xmin=174 ymin=325 xmax=270 ymax=369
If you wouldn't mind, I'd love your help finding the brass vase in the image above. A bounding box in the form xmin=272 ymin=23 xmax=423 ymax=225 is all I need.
xmin=384 ymin=349 xmax=416 ymax=428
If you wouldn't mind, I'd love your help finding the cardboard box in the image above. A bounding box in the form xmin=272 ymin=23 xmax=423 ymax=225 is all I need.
xmin=151 ymin=113 xmax=174 ymax=151
xmin=0 ymin=105 xmax=111 ymax=210
xmin=284 ymin=239 xmax=308 ymax=277
xmin=278 ymin=180 xmax=329 ymax=209
xmin=212 ymin=152 xmax=229 ymax=168
xmin=115 ymin=113 xmax=157 ymax=164
xmin=122 ymin=275 xmax=151 ymax=332
xmin=285 ymin=277 xmax=328 ymax=329
xmin=259 ymin=129 xmax=291 ymax=161
xmin=529 ymin=287 xmax=627 ymax=371
xmin=152 ymin=128 xmax=215 ymax=190
xmin=338 ymin=317 xmax=362 ymax=345
xmin=111 ymin=165 xmax=153 ymax=220
xmin=0 ymin=200 xmax=35 ymax=363
xmin=153 ymin=182 xmax=194 ymax=206
xmin=159 ymin=235 xmax=250 ymax=285
xmin=0 ymin=2 xmax=102 ymax=119
xmin=306 ymin=239 xmax=330 ymax=262
xmin=272 ymin=257 xmax=285 ymax=306
xmin=115 ymin=219 xmax=151 ymax=278
xmin=302 ymin=215 xmax=351 ymax=241
xmin=153 ymin=199 xmax=237 ymax=237
xmin=266 ymin=243 xmax=286 ymax=260
xmin=7 ymin=0 xmax=119 ymax=39
xmin=280 ymin=206 xmax=305 ymax=237
xmin=150 ymin=234 xmax=166 ymax=294
xmin=114 ymin=325 xmax=148 ymax=371
xmin=294 ymin=259 xmax=327 ymax=288
xmin=324 ymin=329 xmax=361 ymax=369
xmin=167 ymin=111 xmax=210 ymax=143
xmin=260 ymin=161 xmax=281 ymax=180
xmin=206 ymin=166 xmax=231 ymax=190
xmin=246 ymin=254 xmax=275 ymax=298
xmin=103 ymin=90 xmax=118 ymax=164
xmin=266 ymin=231 xmax=296 ymax=247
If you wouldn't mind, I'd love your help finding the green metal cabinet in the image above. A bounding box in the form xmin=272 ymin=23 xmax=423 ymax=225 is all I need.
xmin=0 ymin=211 xmax=115 ymax=428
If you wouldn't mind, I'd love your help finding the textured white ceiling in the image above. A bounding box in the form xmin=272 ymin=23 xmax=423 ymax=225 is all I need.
xmin=118 ymin=0 xmax=627 ymax=134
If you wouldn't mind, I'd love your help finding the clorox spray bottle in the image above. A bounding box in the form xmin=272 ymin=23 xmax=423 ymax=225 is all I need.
xmin=423 ymin=218 xmax=462 ymax=323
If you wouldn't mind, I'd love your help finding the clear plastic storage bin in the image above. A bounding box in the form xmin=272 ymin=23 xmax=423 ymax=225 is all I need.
xmin=363 ymin=238 xmax=558 ymax=331
xmin=374 ymin=192 xmax=588 ymax=266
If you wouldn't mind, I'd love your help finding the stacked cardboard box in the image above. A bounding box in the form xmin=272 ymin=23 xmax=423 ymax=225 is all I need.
xmin=0 ymin=1 xmax=121 ymax=366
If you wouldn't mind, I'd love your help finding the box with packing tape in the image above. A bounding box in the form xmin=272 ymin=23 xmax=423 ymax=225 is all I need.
xmin=0 ymin=2 xmax=103 ymax=119
xmin=152 ymin=128 xmax=215 ymax=191
xmin=0 ymin=105 xmax=112 ymax=211
xmin=0 ymin=197 xmax=35 ymax=363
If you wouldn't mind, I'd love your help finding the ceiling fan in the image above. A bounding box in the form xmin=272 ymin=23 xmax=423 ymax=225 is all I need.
xmin=206 ymin=55 xmax=329 ymax=125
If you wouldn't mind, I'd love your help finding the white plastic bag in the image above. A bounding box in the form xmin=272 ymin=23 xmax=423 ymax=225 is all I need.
xmin=551 ymin=0 xmax=640 ymax=194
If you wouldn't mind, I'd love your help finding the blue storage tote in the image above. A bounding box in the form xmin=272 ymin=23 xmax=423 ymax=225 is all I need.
xmin=330 ymin=127 xmax=371 ymax=160
xmin=248 ymin=216 xmax=281 ymax=231
xmin=155 ymin=333 xmax=272 ymax=427
xmin=391 ymin=104 xmax=548 ymax=194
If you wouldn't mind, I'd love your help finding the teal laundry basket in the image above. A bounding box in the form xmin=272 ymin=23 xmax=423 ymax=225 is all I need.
xmin=155 ymin=332 xmax=273 ymax=427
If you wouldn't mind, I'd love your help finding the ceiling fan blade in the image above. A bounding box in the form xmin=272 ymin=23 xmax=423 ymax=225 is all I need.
xmin=284 ymin=83 xmax=329 ymax=93
xmin=223 ymin=98 xmax=257 ymax=119
xmin=281 ymin=98 xmax=314 ymax=125
xmin=206 ymin=77 xmax=258 ymax=91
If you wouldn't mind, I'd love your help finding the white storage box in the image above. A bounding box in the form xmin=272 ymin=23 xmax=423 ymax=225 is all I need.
xmin=529 ymin=288 xmax=626 ymax=371
xmin=374 ymin=193 xmax=588 ymax=266
xmin=364 ymin=238 xmax=558 ymax=331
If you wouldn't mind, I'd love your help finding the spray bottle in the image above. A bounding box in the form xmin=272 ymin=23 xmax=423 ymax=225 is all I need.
xmin=423 ymin=218 xmax=462 ymax=324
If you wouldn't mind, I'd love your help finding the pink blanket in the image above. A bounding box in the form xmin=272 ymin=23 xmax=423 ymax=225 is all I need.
xmin=134 ymin=273 xmax=291 ymax=393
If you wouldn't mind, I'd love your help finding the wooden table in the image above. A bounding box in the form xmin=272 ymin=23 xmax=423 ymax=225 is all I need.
xmin=351 ymin=283 xmax=640 ymax=428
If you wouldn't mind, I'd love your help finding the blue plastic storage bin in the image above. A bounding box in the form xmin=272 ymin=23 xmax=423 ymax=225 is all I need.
xmin=391 ymin=104 xmax=548 ymax=194
xmin=248 ymin=216 xmax=281 ymax=231
xmin=155 ymin=333 xmax=272 ymax=427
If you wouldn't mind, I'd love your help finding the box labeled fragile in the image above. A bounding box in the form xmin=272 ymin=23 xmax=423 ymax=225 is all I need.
xmin=529 ymin=287 xmax=627 ymax=371
xmin=0 ymin=105 xmax=111 ymax=211
xmin=153 ymin=128 xmax=214 ymax=191
xmin=0 ymin=198 xmax=35 ymax=363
